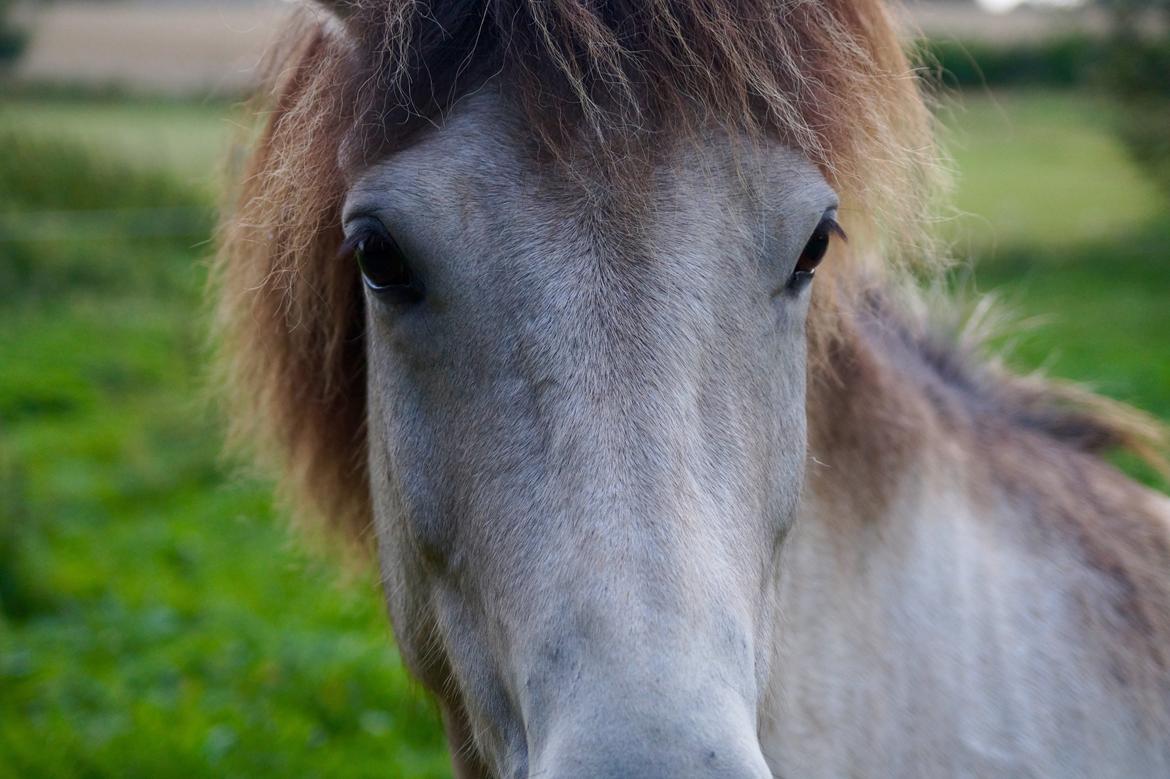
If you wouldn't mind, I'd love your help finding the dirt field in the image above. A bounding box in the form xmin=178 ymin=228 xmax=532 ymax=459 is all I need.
xmin=14 ymin=1 xmax=297 ymax=95
xmin=12 ymin=1 xmax=1098 ymax=96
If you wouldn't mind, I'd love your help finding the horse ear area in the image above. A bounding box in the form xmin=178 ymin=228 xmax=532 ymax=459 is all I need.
xmin=311 ymin=0 xmax=356 ymax=19
xmin=304 ymin=0 xmax=368 ymax=46
xmin=307 ymin=0 xmax=362 ymax=35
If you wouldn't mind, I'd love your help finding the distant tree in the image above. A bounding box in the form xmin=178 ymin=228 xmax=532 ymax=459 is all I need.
xmin=0 ymin=0 xmax=30 ymax=68
xmin=1098 ymin=0 xmax=1170 ymax=195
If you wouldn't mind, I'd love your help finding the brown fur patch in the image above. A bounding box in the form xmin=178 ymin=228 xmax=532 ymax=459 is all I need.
xmin=214 ymin=19 xmax=371 ymax=545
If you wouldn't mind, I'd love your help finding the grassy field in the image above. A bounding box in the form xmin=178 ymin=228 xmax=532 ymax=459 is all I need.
xmin=941 ymin=91 xmax=1168 ymax=252
xmin=943 ymin=93 xmax=1170 ymax=447
xmin=1 ymin=97 xmax=239 ymax=193
xmin=0 ymin=116 xmax=447 ymax=778
xmin=1 ymin=90 xmax=1168 ymax=778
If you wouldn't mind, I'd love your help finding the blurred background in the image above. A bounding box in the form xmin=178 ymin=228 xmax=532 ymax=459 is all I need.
xmin=1 ymin=1 xmax=1167 ymax=777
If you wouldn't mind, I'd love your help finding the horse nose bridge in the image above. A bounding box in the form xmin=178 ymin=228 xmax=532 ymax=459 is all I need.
xmin=519 ymin=256 xmax=731 ymax=419
xmin=510 ymin=570 xmax=764 ymax=753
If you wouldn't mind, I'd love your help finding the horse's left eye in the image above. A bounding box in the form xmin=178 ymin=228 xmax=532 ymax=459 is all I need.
xmin=351 ymin=232 xmax=425 ymax=304
xmin=786 ymin=216 xmax=844 ymax=293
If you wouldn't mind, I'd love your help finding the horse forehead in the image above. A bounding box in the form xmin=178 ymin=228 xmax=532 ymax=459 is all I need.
xmin=346 ymin=96 xmax=552 ymax=218
xmin=346 ymin=92 xmax=833 ymax=229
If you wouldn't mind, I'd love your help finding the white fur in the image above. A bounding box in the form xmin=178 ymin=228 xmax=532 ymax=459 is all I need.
xmin=764 ymin=449 xmax=1169 ymax=777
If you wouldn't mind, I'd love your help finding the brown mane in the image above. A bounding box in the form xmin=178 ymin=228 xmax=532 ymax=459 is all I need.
xmin=214 ymin=0 xmax=1165 ymax=549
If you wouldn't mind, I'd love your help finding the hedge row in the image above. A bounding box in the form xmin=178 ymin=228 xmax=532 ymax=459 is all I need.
xmin=910 ymin=36 xmax=1107 ymax=89
xmin=912 ymin=33 xmax=1170 ymax=197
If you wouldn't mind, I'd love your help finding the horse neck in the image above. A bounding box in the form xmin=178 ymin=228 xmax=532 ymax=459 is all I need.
xmin=798 ymin=300 xmax=1170 ymax=656
xmin=764 ymin=308 xmax=1170 ymax=775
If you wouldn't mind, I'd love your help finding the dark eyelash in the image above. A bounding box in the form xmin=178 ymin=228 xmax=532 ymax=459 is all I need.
xmin=340 ymin=220 xmax=846 ymax=261
xmin=823 ymin=217 xmax=847 ymax=242
xmin=337 ymin=235 xmax=362 ymax=260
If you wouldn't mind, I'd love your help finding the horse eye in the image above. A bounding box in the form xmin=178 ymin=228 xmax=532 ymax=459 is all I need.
xmin=788 ymin=216 xmax=844 ymax=290
xmin=352 ymin=232 xmax=424 ymax=303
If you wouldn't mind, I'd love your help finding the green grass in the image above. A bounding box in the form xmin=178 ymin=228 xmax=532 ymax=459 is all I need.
xmin=971 ymin=225 xmax=1170 ymax=422
xmin=937 ymin=91 xmax=1170 ymax=487
xmin=0 ymin=89 xmax=1167 ymax=778
xmin=940 ymin=90 xmax=1167 ymax=254
xmin=0 ymin=129 xmax=448 ymax=778
xmin=0 ymin=96 xmax=241 ymax=193
xmin=969 ymin=219 xmax=1170 ymax=490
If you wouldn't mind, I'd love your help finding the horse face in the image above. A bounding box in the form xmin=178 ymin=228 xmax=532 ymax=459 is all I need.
xmin=345 ymin=92 xmax=836 ymax=778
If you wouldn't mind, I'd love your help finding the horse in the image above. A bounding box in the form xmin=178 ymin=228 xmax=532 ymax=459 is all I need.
xmin=214 ymin=1 xmax=1170 ymax=776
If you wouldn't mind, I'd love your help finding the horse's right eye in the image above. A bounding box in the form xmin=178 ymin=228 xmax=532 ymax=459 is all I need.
xmin=350 ymin=232 xmax=425 ymax=304
xmin=786 ymin=214 xmax=846 ymax=293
